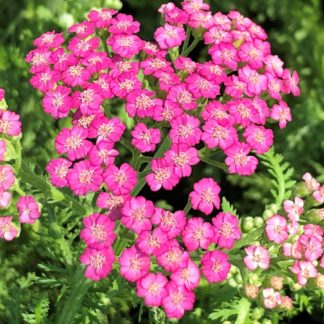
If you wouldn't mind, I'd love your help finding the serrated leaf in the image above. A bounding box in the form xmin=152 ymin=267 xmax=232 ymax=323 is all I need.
xmin=232 ymin=227 xmax=264 ymax=251
xmin=221 ymin=197 xmax=238 ymax=216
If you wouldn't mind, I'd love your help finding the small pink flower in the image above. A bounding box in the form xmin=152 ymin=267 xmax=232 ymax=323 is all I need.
xmin=182 ymin=217 xmax=214 ymax=251
xmin=121 ymin=196 xmax=155 ymax=234
xmin=104 ymin=163 xmax=137 ymax=196
xmin=96 ymin=192 xmax=124 ymax=215
xmin=313 ymin=185 xmax=324 ymax=204
xmin=87 ymin=8 xmax=117 ymax=28
xmin=201 ymin=250 xmax=231 ymax=283
xmin=62 ymin=64 xmax=91 ymax=87
xmin=212 ymin=212 xmax=241 ymax=249
xmin=109 ymin=13 xmax=140 ymax=35
xmin=152 ymin=209 xmax=186 ymax=239
xmin=80 ymin=246 xmax=115 ymax=281
xmin=239 ymin=66 xmax=268 ymax=96
xmin=0 ymin=216 xmax=18 ymax=241
xmin=107 ymin=34 xmax=143 ymax=59
xmin=136 ymin=272 xmax=168 ymax=307
xmin=170 ymin=259 xmax=200 ymax=290
xmin=67 ymin=37 xmax=100 ymax=57
xmin=29 ymin=68 xmax=60 ymax=93
xmin=0 ymin=111 xmax=22 ymax=137
xmin=89 ymin=141 xmax=119 ymax=167
xmin=282 ymin=70 xmax=300 ymax=96
xmin=0 ymin=165 xmax=15 ymax=192
xmin=290 ymin=260 xmax=317 ymax=286
xmin=67 ymin=161 xmax=103 ymax=196
xmin=265 ymin=215 xmax=289 ymax=244
xmin=271 ymin=101 xmax=292 ymax=129
xmin=119 ymin=246 xmax=150 ymax=282
xmin=189 ymin=178 xmax=221 ymax=215
xmin=243 ymin=125 xmax=274 ymax=154
xmin=55 ymin=127 xmax=93 ymax=161
xmin=16 ymin=196 xmax=41 ymax=224
xmin=302 ymin=172 xmax=320 ymax=192
xmin=80 ymin=213 xmax=116 ymax=248
xmin=146 ymin=158 xmax=180 ymax=192
xmin=283 ymin=197 xmax=304 ymax=219
xmin=209 ymin=43 xmax=238 ymax=70
xmin=33 ymin=31 xmax=64 ymax=49
xmin=68 ymin=21 xmax=95 ymax=38
xmin=225 ymin=142 xmax=258 ymax=176
xmin=42 ymin=86 xmax=73 ymax=119
xmin=164 ymin=144 xmax=200 ymax=178
xmin=131 ymin=123 xmax=161 ymax=153
xmin=46 ymin=158 xmax=72 ymax=188
xmin=167 ymin=85 xmax=197 ymax=111
xmin=136 ymin=227 xmax=168 ymax=256
xmin=185 ymin=73 xmax=220 ymax=99
xmin=73 ymin=88 xmax=103 ymax=115
xmin=244 ymin=245 xmax=270 ymax=271
xmin=281 ymin=296 xmax=293 ymax=310
xmin=154 ymin=24 xmax=186 ymax=49
xmin=0 ymin=88 xmax=4 ymax=101
xmin=0 ymin=191 xmax=11 ymax=209
xmin=262 ymin=288 xmax=281 ymax=309
xmin=162 ymin=281 xmax=195 ymax=319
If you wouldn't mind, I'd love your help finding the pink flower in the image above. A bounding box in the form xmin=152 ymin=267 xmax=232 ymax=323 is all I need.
xmin=162 ymin=281 xmax=195 ymax=319
xmin=146 ymin=158 xmax=180 ymax=192
xmin=16 ymin=196 xmax=41 ymax=224
xmin=185 ymin=73 xmax=220 ymax=99
xmin=243 ymin=125 xmax=274 ymax=154
xmin=131 ymin=123 xmax=161 ymax=153
xmin=89 ymin=141 xmax=119 ymax=167
xmin=262 ymin=288 xmax=281 ymax=309
xmin=265 ymin=215 xmax=289 ymax=244
xmin=33 ymin=31 xmax=64 ymax=49
xmin=0 ymin=216 xmax=18 ymax=241
xmin=227 ymin=99 xmax=259 ymax=127
xmin=136 ymin=228 xmax=168 ymax=257
xmin=271 ymin=101 xmax=292 ymax=129
xmin=42 ymin=86 xmax=73 ymax=119
xmin=201 ymin=119 xmax=238 ymax=150
xmin=157 ymin=241 xmax=189 ymax=272
xmin=119 ymin=246 xmax=150 ymax=282
xmin=68 ymin=21 xmax=95 ymax=38
xmin=282 ymin=70 xmax=300 ymax=96
xmin=283 ymin=197 xmax=304 ymax=219
xmin=174 ymin=56 xmax=196 ymax=74
xmin=109 ymin=13 xmax=140 ymax=34
xmin=104 ymin=163 xmax=137 ymax=196
xmin=29 ymin=68 xmax=60 ymax=93
xmin=88 ymin=116 xmax=126 ymax=143
xmin=238 ymin=41 xmax=264 ymax=69
xmin=67 ymin=161 xmax=103 ymax=196
xmin=0 ymin=88 xmax=4 ymax=101
xmin=264 ymin=55 xmax=284 ymax=77
xmin=154 ymin=24 xmax=186 ymax=49
xmin=167 ymin=85 xmax=197 ymax=111
xmin=67 ymin=37 xmax=100 ymax=57
xmin=46 ymin=158 xmax=72 ymax=188
xmin=0 ymin=165 xmax=15 ymax=192
xmin=164 ymin=144 xmax=200 ymax=177
xmin=201 ymin=250 xmax=231 ymax=283
xmin=62 ymin=64 xmax=91 ymax=87
xmin=212 ymin=212 xmax=241 ymax=249
xmin=209 ymin=43 xmax=238 ymax=70
xmin=96 ymin=192 xmax=124 ymax=214
xmin=182 ymin=217 xmax=214 ymax=251
xmin=182 ymin=0 xmax=210 ymax=14
xmin=201 ymin=101 xmax=232 ymax=123
xmin=121 ymin=196 xmax=154 ymax=234
xmin=152 ymin=100 xmax=183 ymax=122
xmin=0 ymin=191 xmax=11 ymax=209
xmin=107 ymin=34 xmax=143 ymax=58
xmin=87 ymin=8 xmax=117 ymax=28
xmin=170 ymin=259 xmax=200 ymax=290
xmin=204 ymin=26 xmax=232 ymax=45
xmin=80 ymin=213 xmax=116 ymax=248
xmin=189 ymin=178 xmax=221 ymax=215
xmin=152 ymin=209 xmax=186 ymax=239
xmin=225 ymin=142 xmax=258 ymax=176
xmin=25 ymin=48 xmax=52 ymax=73
xmin=313 ymin=185 xmax=324 ymax=204
xmin=73 ymin=88 xmax=103 ymax=115
xmin=110 ymin=72 xmax=142 ymax=98
xmin=136 ymin=272 xmax=168 ymax=307
xmin=0 ymin=111 xmax=22 ymax=137
xmin=55 ymin=127 xmax=93 ymax=161
xmin=80 ymin=246 xmax=115 ymax=281
xmin=290 ymin=260 xmax=317 ymax=286
xmin=244 ymin=245 xmax=270 ymax=271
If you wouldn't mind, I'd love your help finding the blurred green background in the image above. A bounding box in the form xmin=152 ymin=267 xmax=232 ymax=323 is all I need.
xmin=0 ymin=0 xmax=323 ymax=322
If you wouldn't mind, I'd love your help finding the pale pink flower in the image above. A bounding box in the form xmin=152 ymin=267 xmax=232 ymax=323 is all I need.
xmin=265 ymin=215 xmax=289 ymax=244
xmin=0 ymin=165 xmax=15 ymax=192
xmin=16 ymin=196 xmax=41 ymax=224
xmin=262 ymin=288 xmax=281 ymax=309
xmin=290 ymin=260 xmax=317 ymax=286
xmin=201 ymin=250 xmax=231 ymax=283
xmin=0 ymin=216 xmax=18 ymax=241
xmin=189 ymin=178 xmax=221 ymax=215
xmin=244 ymin=245 xmax=270 ymax=271
xmin=0 ymin=111 xmax=22 ymax=137
xmin=0 ymin=191 xmax=11 ymax=209
xmin=283 ymin=197 xmax=304 ymax=219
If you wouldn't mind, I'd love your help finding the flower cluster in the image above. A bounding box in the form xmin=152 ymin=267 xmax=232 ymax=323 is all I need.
xmin=26 ymin=0 xmax=301 ymax=319
xmin=0 ymin=89 xmax=41 ymax=241
xmin=241 ymin=173 xmax=324 ymax=310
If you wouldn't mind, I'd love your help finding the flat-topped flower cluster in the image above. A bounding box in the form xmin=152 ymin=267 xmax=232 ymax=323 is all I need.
xmin=26 ymin=0 xmax=302 ymax=319
xmin=0 ymin=89 xmax=41 ymax=241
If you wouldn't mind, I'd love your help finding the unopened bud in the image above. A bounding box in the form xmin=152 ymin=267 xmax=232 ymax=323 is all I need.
xmin=245 ymin=284 xmax=259 ymax=299
xmin=270 ymin=276 xmax=284 ymax=290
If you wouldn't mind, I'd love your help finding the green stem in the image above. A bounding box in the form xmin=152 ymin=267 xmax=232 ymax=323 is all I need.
xmin=181 ymin=27 xmax=192 ymax=56
xmin=199 ymin=155 xmax=227 ymax=171
xmin=183 ymin=37 xmax=200 ymax=57
xmin=131 ymin=136 xmax=171 ymax=196
xmin=120 ymin=137 xmax=137 ymax=156
xmin=55 ymin=266 xmax=91 ymax=324
xmin=183 ymin=201 xmax=191 ymax=215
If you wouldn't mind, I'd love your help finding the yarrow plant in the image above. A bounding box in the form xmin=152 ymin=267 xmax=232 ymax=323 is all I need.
xmin=24 ymin=0 xmax=312 ymax=320
xmin=0 ymin=89 xmax=41 ymax=241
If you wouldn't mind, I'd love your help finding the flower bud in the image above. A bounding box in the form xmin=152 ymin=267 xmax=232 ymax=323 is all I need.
xmin=281 ymin=296 xmax=293 ymax=310
xmin=242 ymin=216 xmax=254 ymax=232
xmin=228 ymin=278 xmax=238 ymax=288
xmin=253 ymin=217 xmax=264 ymax=228
xmin=293 ymin=181 xmax=310 ymax=197
xmin=244 ymin=284 xmax=259 ymax=299
xmin=270 ymin=276 xmax=284 ymax=290
xmin=306 ymin=208 xmax=324 ymax=223
xmin=316 ymin=273 xmax=324 ymax=289
xmin=262 ymin=209 xmax=274 ymax=220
